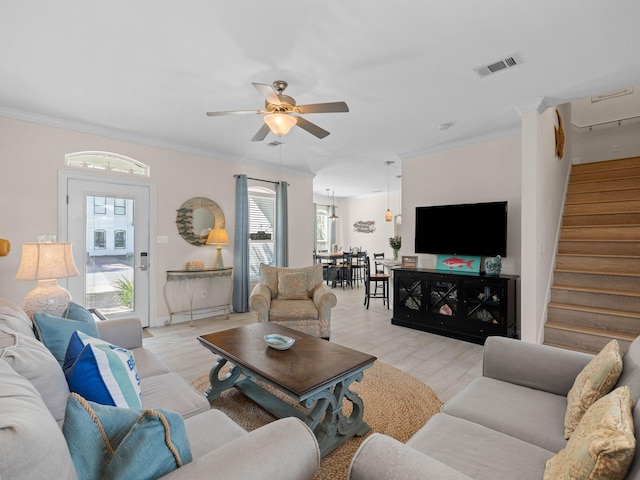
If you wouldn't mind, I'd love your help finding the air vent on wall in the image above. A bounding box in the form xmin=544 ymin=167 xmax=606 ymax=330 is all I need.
xmin=473 ymin=53 xmax=523 ymax=78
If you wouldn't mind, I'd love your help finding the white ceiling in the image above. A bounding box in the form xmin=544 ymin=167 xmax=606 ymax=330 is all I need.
xmin=2 ymin=1 xmax=640 ymax=198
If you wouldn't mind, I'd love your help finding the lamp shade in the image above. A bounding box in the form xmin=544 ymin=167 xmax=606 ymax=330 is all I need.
xmin=385 ymin=208 xmax=393 ymax=222
xmin=206 ymin=227 xmax=230 ymax=245
xmin=263 ymin=113 xmax=297 ymax=137
xmin=15 ymin=243 xmax=79 ymax=280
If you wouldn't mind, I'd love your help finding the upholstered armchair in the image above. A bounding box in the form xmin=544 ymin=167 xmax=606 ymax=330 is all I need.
xmin=249 ymin=264 xmax=337 ymax=339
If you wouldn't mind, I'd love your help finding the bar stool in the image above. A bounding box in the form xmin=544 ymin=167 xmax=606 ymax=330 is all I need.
xmin=350 ymin=248 xmax=365 ymax=287
xmin=364 ymin=256 xmax=389 ymax=309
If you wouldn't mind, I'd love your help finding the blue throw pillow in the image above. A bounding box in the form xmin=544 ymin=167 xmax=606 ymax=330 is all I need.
xmin=63 ymin=393 xmax=192 ymax=480
xmin=32 ymin=302 xmax=100 ymax=365
xmin=64 ymin=331 xmax=142 ymax=409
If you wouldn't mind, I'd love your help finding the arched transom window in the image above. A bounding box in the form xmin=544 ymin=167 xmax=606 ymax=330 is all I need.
xmin=65 ymin=151 xmax=150 ymax=176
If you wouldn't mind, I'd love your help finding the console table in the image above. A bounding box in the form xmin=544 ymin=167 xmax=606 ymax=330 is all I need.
xmin=163 ymin=267 xmax=233 ymax=326
xmin=392 ymin=268 xmax=518 ymax=344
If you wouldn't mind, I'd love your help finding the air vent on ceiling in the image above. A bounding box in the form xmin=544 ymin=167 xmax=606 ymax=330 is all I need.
xmin=473 ymin=53 xmax=523 ymax=78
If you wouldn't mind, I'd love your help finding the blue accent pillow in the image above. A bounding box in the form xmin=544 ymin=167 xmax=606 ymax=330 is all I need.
xmin=32 ymin=302 xmax=100 ymax=365
xmin=64 ymin=331 xmax=142 ymax=409
xmin=63 ymin=393 xmax=192 ymax=480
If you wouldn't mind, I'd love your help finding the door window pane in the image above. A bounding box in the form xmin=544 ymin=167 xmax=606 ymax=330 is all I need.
xmin=86 ymin=196 xmax=135 ymax=314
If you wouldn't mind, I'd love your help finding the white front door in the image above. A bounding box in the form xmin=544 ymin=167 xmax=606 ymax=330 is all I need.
xmin=61 ymin=172 xmax=153 ymax=326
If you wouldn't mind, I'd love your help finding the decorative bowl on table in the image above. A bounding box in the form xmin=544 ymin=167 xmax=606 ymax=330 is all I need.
xmin=264 ymin=334 xmax=295 ymax=350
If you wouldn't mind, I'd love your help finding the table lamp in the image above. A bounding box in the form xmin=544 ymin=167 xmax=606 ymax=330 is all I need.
xmin=206 ymin=227 xmax=230 ymax=269
xmin=15 ymin=242 xmax=80 ymax=319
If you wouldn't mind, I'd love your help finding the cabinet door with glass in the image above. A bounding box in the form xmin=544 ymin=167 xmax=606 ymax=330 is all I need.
xmin=424 ymin=276 xmax=460 ymax=328
xmin=461 ymin=278 xmax=508 ymax=336
xmin=394 ymin=271 xmax=424 ymax=320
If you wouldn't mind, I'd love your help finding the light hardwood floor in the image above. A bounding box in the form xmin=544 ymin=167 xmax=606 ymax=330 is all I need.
xmin=144 ymin=283 xmax=484 ymax=403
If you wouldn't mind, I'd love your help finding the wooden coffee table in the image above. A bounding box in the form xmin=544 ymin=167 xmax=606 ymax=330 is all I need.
xmin=197 ymin=322 xmax=377 ymax=457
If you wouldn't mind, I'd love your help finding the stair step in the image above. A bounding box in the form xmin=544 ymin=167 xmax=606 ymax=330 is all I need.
xmin=564 ymin=199 xmax=640 ymax=215
xmin=544 ymin=321 xmax=636 ymax=354
xmin=570 ymin=168 xmax=640 ymax=184
xmin=554 ymin=269 xmax=640 ymax=291
xmin=562 ymin=212 xmax=640 ymax=226
xmin=558 ymin=240 xmax=639 ymax=256
xmin=567 ymin=177 xmax=640 ymax=193
xmin=555 ymin=254 xmax=640 ymax=274
xmin=560 ymin=225 xmax=640 ymax=241
xmin=566 ymin=188 xmax=640 ymax=204
xmin=550 ymin=285 xmax=640 ymax=311
xmin=542 ymin=342 xmax=595 ymax=354
xmin=572 ymin=157 xmax=640 ymax=174
xmin=548 ymin=302 xmax=640 ymax=335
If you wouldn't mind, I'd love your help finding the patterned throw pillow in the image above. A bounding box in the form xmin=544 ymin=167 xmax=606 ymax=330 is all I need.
xmin=64 ymin=331 xmax=142 ymax=409
xmin=63 ymin=393 xmax=192 ymax=480
xmin=545 ymin=386 xmax=635 ymax=480
xmin=278 ymin=271 xmax=309 ymax=300
xmin=564 ymin=339 xmax=622 ymax=439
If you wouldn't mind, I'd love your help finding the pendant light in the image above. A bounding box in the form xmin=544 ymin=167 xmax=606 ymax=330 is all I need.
xmin=385 ymin=160 xmax=394 ymax=222
xmin=326 ymin=188 xmax=338 ymax=222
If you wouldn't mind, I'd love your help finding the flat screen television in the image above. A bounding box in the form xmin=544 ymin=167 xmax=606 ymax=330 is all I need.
xmin=415 ymin=201 xmax=507 ymax=257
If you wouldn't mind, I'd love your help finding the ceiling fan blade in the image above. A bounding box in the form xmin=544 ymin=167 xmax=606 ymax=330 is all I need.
xmin=296 ymin=101 xmax=349 ymax=114
xmin=206 ymin=110 xmax=261 ymax=116
xmin=251 ymin=123 xmax=271 ymax=142
xmin=296 ymin=116 xmax=330 ymax=139
xmin=252 ymin=83 xmax=280 ymax=105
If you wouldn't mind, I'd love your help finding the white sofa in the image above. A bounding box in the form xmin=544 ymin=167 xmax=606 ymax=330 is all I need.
xmin=0 ymin=298 xmax=320 ymax=480
xmin=349 ymin=336 xmax=640 ymax=479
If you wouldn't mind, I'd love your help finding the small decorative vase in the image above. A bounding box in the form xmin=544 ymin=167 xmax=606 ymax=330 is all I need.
xmin=393 ymin=248 xmax=400 ymax=261
xmin=484 ymin=256 xmax=502 ymax=276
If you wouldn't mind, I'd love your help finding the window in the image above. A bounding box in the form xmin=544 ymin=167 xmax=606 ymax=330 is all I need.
xmin=94 ymin=230 xmax=106 ymax=249
xmin=114 ymin=198 xmax=126 ymax=215
xmin=65 ymin=151 xmax=150 ymax=176
xmin=248 ymin=187 xmax=276 ymax=282
xmin=94 ymin=197 xmax=106 ymax=215
xmin=315 ymin=204 xmax=329 ymax=252
xmin=114 ymin=230 xmax=126 ymax=249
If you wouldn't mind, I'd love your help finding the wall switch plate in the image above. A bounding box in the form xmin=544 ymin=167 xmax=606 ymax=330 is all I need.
xmin=157 ymin=236 xmax=169 ymax=244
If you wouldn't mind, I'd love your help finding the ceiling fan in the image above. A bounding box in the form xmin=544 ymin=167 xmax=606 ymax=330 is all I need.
xmin=206 ymin=80 xmax=349 ymax=141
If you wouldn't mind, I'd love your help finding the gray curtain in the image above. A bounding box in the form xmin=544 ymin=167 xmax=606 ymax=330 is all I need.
xmin=233 ymin=175 xmax=250 ymax=312
xmin=275 ymin=181 xmax=289 ymax=266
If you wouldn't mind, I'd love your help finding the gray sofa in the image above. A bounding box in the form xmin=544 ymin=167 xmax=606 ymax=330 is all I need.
xmin=349 ymin=336 xmax=640 ymax=479
xmin=0 ymin=298 xmax=320 ymax=480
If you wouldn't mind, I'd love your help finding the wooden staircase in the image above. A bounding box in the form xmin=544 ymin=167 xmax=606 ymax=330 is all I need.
xmin=544 ymin=156 xmax=640 ymax=354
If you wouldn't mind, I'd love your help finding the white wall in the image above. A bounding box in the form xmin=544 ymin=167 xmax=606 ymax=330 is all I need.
xmin=0 ymin=116 xmax=314 ymax=326
xmin=572 ymin=121 xmax=640 ymax=164
xmin=402 ymin=134 xmax=522 ymax=275
xmin=520 ymin=103 xmax=573 ymax=343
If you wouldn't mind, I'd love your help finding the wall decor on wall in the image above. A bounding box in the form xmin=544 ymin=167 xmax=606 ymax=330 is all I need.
xmin=176 ymin=197 xmax=225 ymax=246
xmin=353 ymin=220 xmax=375 ymax=233
xmin=555 ymin=109 xmax=565 ymax=159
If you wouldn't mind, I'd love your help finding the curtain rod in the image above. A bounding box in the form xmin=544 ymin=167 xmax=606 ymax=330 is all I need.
xmin=234 ymin=174 xmax=289 ymax=186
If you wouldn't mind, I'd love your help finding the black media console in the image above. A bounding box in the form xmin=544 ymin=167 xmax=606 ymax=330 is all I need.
xmin=392 ymin=268 xmax=519 ymax=344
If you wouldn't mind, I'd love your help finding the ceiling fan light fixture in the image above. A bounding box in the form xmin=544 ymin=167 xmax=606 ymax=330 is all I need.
xmin=264 ymin=113 xmax=296 ymax=137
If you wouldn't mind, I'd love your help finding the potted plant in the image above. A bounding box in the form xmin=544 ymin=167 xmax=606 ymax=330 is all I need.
xmin=389 ymin=235 xmax=401 ymax=260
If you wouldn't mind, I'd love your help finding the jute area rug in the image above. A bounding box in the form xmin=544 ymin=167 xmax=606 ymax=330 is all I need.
xmin=191 ymin=361 xmax=442 ymax=480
